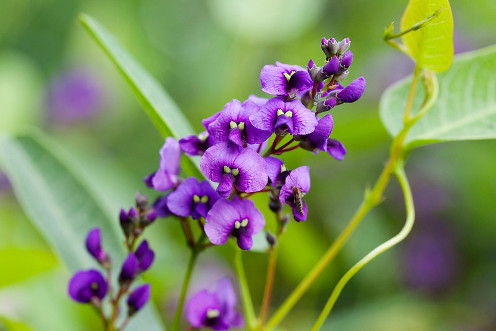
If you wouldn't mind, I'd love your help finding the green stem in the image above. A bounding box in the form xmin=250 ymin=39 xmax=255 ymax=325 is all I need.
xmin=265 ymin=71 xmax=423 ymax=331
xmin=310 ymin=163 xmax=414 ymax=331
xmin=234 ymin=249 xmax=257 ymax=331
xmin=171 ymin=234 xmax=206 ymax=331
xmin=258 ymin=237 xmax=280 ymax=328
xmin=384 ymin=9 xmax=442 ymax=41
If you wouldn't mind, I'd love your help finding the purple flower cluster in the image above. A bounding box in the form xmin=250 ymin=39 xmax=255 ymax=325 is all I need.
xmin=144 ymin=37 xmax=365 ymax=254
xmin=68 ymin=193 xmax=158 ymax=327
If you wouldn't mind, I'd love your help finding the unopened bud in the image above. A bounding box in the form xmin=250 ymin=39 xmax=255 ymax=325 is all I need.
xmin=316 ymin=98 xmax=337 ymax=113
xmin=269 ymin=199 xmax=283 ymax=212
xmin=135 ymin=192 xmax=149 ymax=210
xmin=334 ymin=70 xmax=349 ymax=82
xmin=337 ymin=38 xmax=351 ymax=56
xmin=317 ymin=56 xmax=340 ymax=81
xmin=281 ymin=213 xmax=291 ymax=227
xmin=300 ymin=90 xmax=313 ymax=108
xmin=266 ymin=231 xmax=277 ymax=248
xmin=307 ymin=59 xmax=320 ymax=81
xmin=340 ymin=51 xmax=353 ymax=69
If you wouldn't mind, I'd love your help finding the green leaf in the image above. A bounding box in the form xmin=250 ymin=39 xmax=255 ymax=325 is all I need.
xmin=380 ymin=45 xmax=496 ymax=149
xmin=401 ymin=0 xmax=454 ymax=72
xmin=0 ymin=316 xmax=33 ymax=331
xmin=0 ymin=248 xmax=58 ymax=288
xmin=79 ymin=13 xmax=202 ymax=178
xmin=0 ymin=132 xmax=165 ymax=331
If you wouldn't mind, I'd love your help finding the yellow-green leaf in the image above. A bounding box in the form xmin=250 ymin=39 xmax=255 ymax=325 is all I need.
xmin=401 ymin=0 xmax=454 ymax=72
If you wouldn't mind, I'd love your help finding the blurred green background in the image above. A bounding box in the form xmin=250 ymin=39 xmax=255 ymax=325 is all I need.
xmin=1 ymin=0 xmax=496 ymax=330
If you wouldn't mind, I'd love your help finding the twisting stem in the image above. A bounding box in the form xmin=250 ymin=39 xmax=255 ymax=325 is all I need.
xmin=234 ymin=249 xmax=257 ymax=331
xmin=171 ymin=233 xmax=206 ymax=331
xmin=265 ymin=72 xmax=424 ymax=331
xmin=310 ymin=163 xmax=414 ymax=331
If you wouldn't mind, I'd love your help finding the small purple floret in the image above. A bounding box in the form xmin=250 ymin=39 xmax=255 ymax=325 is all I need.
xmin=85 ymin=228 xmax=107 ymax=262
xmin=250 ymin=97 xmax=317 ymax=137
xmin=135 ymin=240 xmax=155 ymax=272
xmin=205 ymin=196 xmax=265 ymax=250
xmin=167 ymin=177 xmax=221 ymax=219
xmin=119 ymin=252 xmax=139 ymax=285
xmin=179 ymin=132 xmax=212 ymax=156
xmin=127 ymin=284 xmax=151 ymax=316
xmin=337 ymin=77 xmax=366 ymax=103
xmin=187 ymin=277 xmax=243 ymax=331
xmin=260 ymin=62 xmax=313 ymax=97
xmin=322 ymin=56 xmax=340 ymax=76
xmin=147 ymin=137 xmax=181 ymax=191
xmin=207 ymin=99 xmax=271 ymax=148
xmin=279 ymin=166 xmax=311 ymax=222
xmin=297 ymin=114 xmax=334 ymax=153
xmin=341 ymin=51 xmax=353 ymax=68
xmin=200 ymin=143 xmax=268 ymax=197
xmin=68 ymin=269 xmax=107 ymax=303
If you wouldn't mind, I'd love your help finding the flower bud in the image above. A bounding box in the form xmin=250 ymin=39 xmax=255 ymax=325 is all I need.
xmin=337 ymin=77 xmax=366 ymax=103
xmin=269 ymin=198 xmax=283 ymax=212
xmin=333 ymin=70 xmax=349 ymax=82
xmin=135 ymin=240 xmax=155 ymax=272
xmin=120 ymin=208 xmax=133 ymax=237
xmin=127 ymin=284 xmax=151 ymax=316
xmin=68 ymin=269 xmax=107 ymax=303
xmin=321 ymin=37 xmax=339 ymax=59
xmin=316 ymin=98 xmax=337 ymax=113
xmin=340 ymin=51 xmax=353 ymax=69
xmin=300 ymin=90 xmax=313 ymax=108
xmin=337 ymin=38 xmax=351 ymax=56
xmin=85 ymin=228 xmax=111 ymax=267
xmin=119 ymin=253 xmax=139 ymax=286
xmin=266 ymin=231 xmax=277 ymax=248
xmin=135 ymin=192 xmax=149 ymax=210
xmin=307 ymin=59 xmax=320 ymax=81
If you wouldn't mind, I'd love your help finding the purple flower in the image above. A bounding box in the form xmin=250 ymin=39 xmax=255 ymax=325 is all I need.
xmin=260 ymin=62 xmax=313 ymax=98
xmin=68 ymin=269 xmax=107 ymax=303
xmin=207 ymin=99 xmax=271 ymax=148
xmin=326 ymin=138 xmax=346 ymax=160
xmin=166 ymin=177 xmax=221 ymax=219
xmin=205 ymin=196 xmax=265 ymax=250
xmin=200 ymin=143 xmax=268 ymax=197
xmin=135 ymin=240 xmax=155 ymax=272
xmin=119 ymin=207 xmax=137 ymax=236
xmin=146 ymin=137 xmax=181 ymax=191
xmin=250 ymin=97 xmax=317 ymax=137
xmin=336 ymin=77 xmax=366 ymax=103
xmin=152 ymin=195 xmax=172 ymax=218
xmin=85 ymin=228 xmax=109 ymax=265
xmin=296 ymin=114 xmax=334 ymax=154
xmin=187 ymin=278 xmax=243 ymax=330
xmin=179 ymin=132 xmax=213 ymax=156
xmin=279 ymin=166 xmax=311 ymax=222
xmin=127 ymin=284 xmax=151 ymax=316
xmin=320 ymin=56 xmax=340 ymax=79
xmin=202 ymin=112 xmax=222 ymax=131
xmin=341 ymin=51 xmax=353 ymax=69
xmin=119 ymin=253 xmax=139 ymax=285
xmin=46 ymin=68 xmax=105 ymax=125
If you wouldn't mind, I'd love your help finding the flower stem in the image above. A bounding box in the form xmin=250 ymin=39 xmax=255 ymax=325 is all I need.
xmin=171 ymin=234 xmax=206 ymax=331
xmin=310 ymin=162 xmax=414 ymax=330
xmin=265 ymin=72 xmax=424 ymax=331
xmin=234 ymin=249 xmax=257 ymax=331
xmin=258 ymin=243 xmax=279 ymax=329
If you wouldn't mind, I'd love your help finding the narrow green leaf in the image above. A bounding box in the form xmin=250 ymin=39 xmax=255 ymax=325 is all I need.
xmin=79 ymin=13 xmax=202 ymax=178
xmin=0 ymin=133 xmax=165 ymax=331
xmin=380 ymin=45 xmax=496 ymax=149
xmin=401 ymin=0 xmax=454 ymax=72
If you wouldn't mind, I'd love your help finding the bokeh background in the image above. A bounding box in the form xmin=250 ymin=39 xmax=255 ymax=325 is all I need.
xmin=1 ymin=0 xmax=496 ymax=330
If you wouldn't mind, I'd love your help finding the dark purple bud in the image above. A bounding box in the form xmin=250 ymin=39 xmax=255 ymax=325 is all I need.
xmin=120 ymin=208 xmax=133 ymax=237
xmin=128 ymin=207 xmax=138 ymax=220
xmin=316 ymin=98 xmax=337 ymax=113
xmin=337 ymin=38 xmax=351 ymax=55
xmin=337 ymin=77 xmax=366 ymax=103
xmin=321 ymin=37 xmax=328 ymax=46
xmin=127 ymin=284 xmax=151 ymax=316
xmin=153 ymin=195 xmax=172 ymax=218
xmin=322 ymin=56 xmax=340 ymax=76
xmin=135 ymin=192 xmax=148 ymax=210
xmin=321 ymin=37 xmax=338 ymax=59
xmin=85 ymin=228 xmax=109 ymax=265
xmin=119 ymin=253 xmax=139 ymax=285
xmin=68 ymin=269 xmax=107 ymax=303
xmin=340 ymin=51 xmax=353 ymax=69
xmin=269 ymin=197 xmax=283 ymax=212
xmin=146 ymin=210 xmax=157 ymax=222
xmin=135 ymin=240 xmax=155 ymax=272
xmin=326 ymin=138 xmax=347 ymax=160
xmin=266 ymin=231 xmax=277 ymax=247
